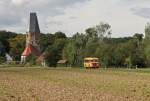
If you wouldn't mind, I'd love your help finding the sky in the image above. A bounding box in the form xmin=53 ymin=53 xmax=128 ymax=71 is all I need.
xmin=0 ymin=0 xmax=150 ymax=37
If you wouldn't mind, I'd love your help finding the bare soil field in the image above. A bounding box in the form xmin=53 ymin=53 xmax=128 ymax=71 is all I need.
xmin=0 ymin=67 xmax=150 ymax=101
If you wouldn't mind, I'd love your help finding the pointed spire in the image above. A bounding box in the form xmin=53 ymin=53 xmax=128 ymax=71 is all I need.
xmin=29 ymin=12 xmax=40 ymax=33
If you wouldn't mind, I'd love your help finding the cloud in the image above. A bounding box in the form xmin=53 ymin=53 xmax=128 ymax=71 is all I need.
xmin=0 ymin=0 xmax=89 ymax=32
xmin=120 ymin=0 xmax=150 ymax=19
xmin=131 ymin=7 xmax=150 ymax=19
xmin=11 ymin=0 xmax=25 ymax=5
xmin=69 ymin=16 xmax=77 ymax=20
xmin=57 ymin=0 xmax=148 ymax=37
xmin=0 ymin=0 xmax=149 ymax=37
xmin=48 ymin=21 xmax=63 ymax=26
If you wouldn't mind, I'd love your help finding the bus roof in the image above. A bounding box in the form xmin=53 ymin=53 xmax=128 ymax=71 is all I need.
xmin=84 ymin=57 xmax=99 ymax=60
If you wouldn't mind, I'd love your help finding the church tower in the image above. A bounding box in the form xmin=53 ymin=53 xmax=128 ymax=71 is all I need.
xmin=21 ymin=13 xmax=41 ymax=63
xmin=26 ymin=13 xmax=41 ymax=50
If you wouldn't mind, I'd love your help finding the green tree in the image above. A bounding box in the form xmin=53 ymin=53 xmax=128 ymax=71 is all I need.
xmin=0 ymin=31 xmax=17 ymax=52
xmin=85 ymin=27 xmax=97 ymax=39
xmin=63 ymin=40 xmax=77 ymax=66
xmin=54 ymin=31 xmax=67 ymax=39
xmin=0 ymin=56 xmax=5 ymax=64
xmin=40 ymin=33 xmax=54 ymax=52
xmin=145 ymin=23 xmax=150 ymax=39
xmin=0 ymin=41 xmax=5 ymax=56
xmin=144 ymin=23 xmax=150 ymax=66
xmin=96 ymin=22 xmax=112 ymax=39
xmin=9 ymin=34 xmax=26 ymax=61
xmin=26 ymin=54 xmax=36 ymax=65
xmin=45 ymin=38 xmax=67 ymax=67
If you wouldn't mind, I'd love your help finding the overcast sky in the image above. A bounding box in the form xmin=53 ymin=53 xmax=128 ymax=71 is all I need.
xmin=0 ymin=0 xmax=150 ymax=37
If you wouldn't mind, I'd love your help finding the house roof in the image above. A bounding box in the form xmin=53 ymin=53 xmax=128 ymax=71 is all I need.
xmin=57 ymin=60 xmax=67 ymax=64
xmin=22 ymin=44 xmax=41 ymax=57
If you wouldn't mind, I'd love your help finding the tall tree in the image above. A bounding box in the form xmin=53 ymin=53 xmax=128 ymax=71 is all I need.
xmin=95 ymin=22 xmax=112 ymax=40
xmin=45 ymin=38 xmax=67 ymax=67
xmin=9 ymin=34 xmax=26 ymax=61
xmin=144 ymin=23 xmax=150 ymax=66
xmin=145 ymin=23 xmax=150 ymax=39
xmin=85 ymin=27 xmax=97 ymax=40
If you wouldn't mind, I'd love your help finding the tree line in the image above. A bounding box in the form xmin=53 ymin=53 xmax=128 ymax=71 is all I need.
xmin=0 ymin=22 xmax=150 ymax=68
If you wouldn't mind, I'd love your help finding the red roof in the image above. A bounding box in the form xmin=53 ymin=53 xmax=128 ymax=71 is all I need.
xmin=22 ymin=44 xmax=41 ymax=57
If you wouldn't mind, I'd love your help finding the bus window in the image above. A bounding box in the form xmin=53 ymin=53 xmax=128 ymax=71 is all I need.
xmin=84 ymin=60 xmax=89 ymax=63
xmin=94 ymin=60 xmax=98 ymax=62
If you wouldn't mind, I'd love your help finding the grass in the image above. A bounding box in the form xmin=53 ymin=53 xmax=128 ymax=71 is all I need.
xmin=0 ymin=67 xmax=150 ymax=101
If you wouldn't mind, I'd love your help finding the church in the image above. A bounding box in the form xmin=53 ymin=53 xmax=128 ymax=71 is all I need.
xmin=21 ymin=13 xmax=45 ymax=65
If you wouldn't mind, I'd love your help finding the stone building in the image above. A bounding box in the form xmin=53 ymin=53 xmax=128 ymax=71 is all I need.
xmin=21 ymin=13 xmax=41 ymax=63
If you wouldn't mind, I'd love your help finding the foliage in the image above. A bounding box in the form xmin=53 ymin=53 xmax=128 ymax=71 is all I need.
xmin=96 ymin=22 xmax=112 ymax=39
xmin=0 ymin=22 xmax=149 ymax=67
xmin=144 ymin=23 xmax=150 ymax=66
xmin=0 ymin=56 xmax=5 ymax=64
xmin=63 ymin=40 xmax=78 ymax=66
xmin=0 ymin=31 xmax=17 ymax=52
xmin=54 ymin=31 xmax=67 ymax=39
xmin=26 ymin=54 xmax=37 ymax=65
xmin=9 ymin=34 xmax=26 ymax=61
xmin=45 ymin=38 xmax=67 ymax=67
xmin=145 ymin=23 xmax=150 ymax=39
xmin=0 ymin=42 xmax=5 ymax=57
xmin=40 ymin=33 xmax=54 ymax=52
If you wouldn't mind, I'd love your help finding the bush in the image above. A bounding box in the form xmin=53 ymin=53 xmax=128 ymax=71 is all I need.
xmin=26 ymin=54 xmax=36 ymax=65
xmin=0 ymin=57 xmax=5 ymax=64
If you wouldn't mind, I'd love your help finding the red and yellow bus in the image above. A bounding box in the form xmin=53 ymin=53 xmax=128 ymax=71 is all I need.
xmin=84 ymin=57 xmax=100 ymax=69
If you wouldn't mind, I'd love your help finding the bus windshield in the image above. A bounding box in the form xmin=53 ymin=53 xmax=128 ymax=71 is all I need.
xmin=84 ymin=59 xmax=98 ymax=62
